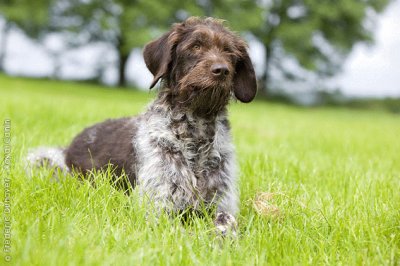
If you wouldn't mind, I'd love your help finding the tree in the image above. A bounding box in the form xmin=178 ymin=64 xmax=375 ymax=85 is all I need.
xmin=196 ymin=0 xmax=262 ymax=31
xmin=53 ymin=0 xmax=204 ymax=87
xmin=0 ymin=0 xmax=53 ymax=72
xmin=251 ymin=0 xmax=392 ymax=93
xmin=53 ymin=0 xmax=261 ymax=87
xmin=1 ymin=0 xmax=392 ymax=93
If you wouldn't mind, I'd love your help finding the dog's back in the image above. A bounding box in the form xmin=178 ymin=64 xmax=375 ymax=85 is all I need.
xmin=26 ymin=117 xmax=139 ymax=187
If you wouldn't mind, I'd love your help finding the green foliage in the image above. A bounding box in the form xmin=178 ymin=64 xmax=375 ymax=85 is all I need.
xmin=0 ymin=0 xmax=393 ymax=89
xmin=1 ymin=75 xmax=400 ymax=265
xmin=0 ymin=0 xmax=53 ymax=38
xmin=253 ymin=0 xmax=392 ymax=90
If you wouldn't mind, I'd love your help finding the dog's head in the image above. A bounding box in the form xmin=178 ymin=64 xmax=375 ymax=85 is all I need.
xmin=143 ymin=17 xmax=257 ymax=114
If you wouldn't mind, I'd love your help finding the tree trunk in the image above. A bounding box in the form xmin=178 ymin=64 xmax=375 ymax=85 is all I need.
xmin=117 ymin=36 xmax=129 ymax=87
xmin=118 ymin=51 xmax=129 ymax=87
xmin=50 ymin=51 xmax=62 ymax=80
xmin=259 ymin=44 xmax=271 ymax=96
xmin=0 ymin=22 xmax=10 ymax=72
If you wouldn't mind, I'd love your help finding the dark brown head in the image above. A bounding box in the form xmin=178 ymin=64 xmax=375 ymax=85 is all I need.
xmin=143 ymin=17 xmax=257 ymax=115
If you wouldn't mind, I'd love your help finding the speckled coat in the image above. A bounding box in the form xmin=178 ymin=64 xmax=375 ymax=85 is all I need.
xmin=27 ymin=17 xmax=257 ymax=235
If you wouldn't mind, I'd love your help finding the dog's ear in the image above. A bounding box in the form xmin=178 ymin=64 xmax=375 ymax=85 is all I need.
xmin=233 ymin=48 xmax=257 ymax=103
xmin=143 ymin=31 xmax=174 ymax=89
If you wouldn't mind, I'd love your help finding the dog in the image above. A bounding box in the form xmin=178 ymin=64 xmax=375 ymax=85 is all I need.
xmin=27 ymin=17 xmax=257 ymax=235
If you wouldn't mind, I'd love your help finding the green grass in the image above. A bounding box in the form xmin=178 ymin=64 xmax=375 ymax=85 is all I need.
xmin=1 ymin=74 xmax=399 ymax=265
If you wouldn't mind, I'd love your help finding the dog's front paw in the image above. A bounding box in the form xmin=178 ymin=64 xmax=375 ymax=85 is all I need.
xmin=214 ymin=212 xmax=237 ymax=237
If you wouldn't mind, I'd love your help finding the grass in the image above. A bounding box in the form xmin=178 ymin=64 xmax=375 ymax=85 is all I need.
xmin=0 ymin=74 xmax=399 ymax=265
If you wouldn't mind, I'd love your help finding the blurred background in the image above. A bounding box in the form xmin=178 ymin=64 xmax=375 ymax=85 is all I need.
xmin=0 ymin=0 xmax=399 ymax=108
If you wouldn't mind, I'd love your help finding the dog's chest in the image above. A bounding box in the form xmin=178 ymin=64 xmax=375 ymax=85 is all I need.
xmin=139 ymin=108 xmax=232 ymax=204
xmin=154 ymin=113 xmax=227 ymax=172
xmin=170 ymin=116 xmax=219 ymax=172
xmin=167 ymin=115 xmax=226 ymax=197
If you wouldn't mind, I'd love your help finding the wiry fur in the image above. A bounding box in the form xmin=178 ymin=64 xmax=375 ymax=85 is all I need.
xmin=26 ymin=147 xmax=69 ymax=174
xmin=26 ymin=17 xmax=257 ymax=235
xmin=135 ymin=99 xmax=238 ymax=215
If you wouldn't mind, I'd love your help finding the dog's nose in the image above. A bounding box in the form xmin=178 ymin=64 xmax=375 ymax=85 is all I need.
xmin=211 ymin=64 xmax=229 ymax=77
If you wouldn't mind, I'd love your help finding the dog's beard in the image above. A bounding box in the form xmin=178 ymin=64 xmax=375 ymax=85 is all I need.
xmin=177 ymin=74 xmax=232 ymax=116
xmin=177 ymin=78 xmax=232 ymax=116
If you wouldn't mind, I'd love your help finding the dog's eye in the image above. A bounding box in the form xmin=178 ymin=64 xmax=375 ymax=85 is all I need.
xmin=193 ymin=44 xmax=201 ymax=51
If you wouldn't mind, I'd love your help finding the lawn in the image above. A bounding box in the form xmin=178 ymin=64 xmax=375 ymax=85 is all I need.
xmin=0 ymin=74 xmax=399 ymax=265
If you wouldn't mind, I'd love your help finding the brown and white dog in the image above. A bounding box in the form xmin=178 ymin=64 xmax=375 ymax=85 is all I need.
xmin=27 ymin=17 xmax=257 ymax=235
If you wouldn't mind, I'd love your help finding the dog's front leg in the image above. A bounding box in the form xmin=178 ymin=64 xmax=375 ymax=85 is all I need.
xmin=214 ymin=189 xmax=239 ymax=237
xmin=212 ymin=157 xmax=239 ymax=237
xmin=214 ymin=211 xmax=237 ymax=236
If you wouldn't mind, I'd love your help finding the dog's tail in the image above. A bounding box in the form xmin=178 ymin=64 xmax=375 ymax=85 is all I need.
xmin=25 ymin=147 xmax=69 ymax=175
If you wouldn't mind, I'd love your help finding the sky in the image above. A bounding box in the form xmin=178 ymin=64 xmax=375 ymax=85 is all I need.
xmin=1 ymin=1 xmax=400 ymax=98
